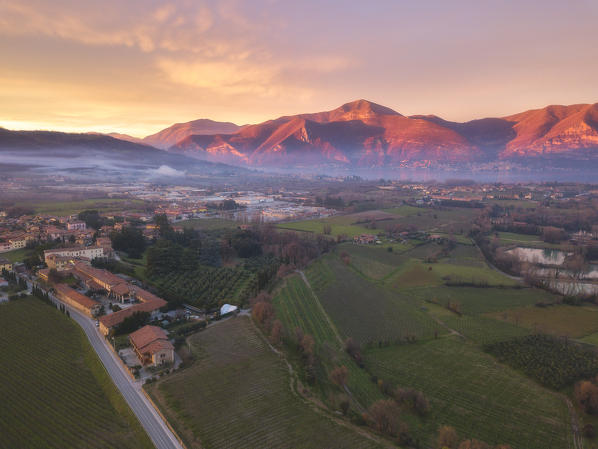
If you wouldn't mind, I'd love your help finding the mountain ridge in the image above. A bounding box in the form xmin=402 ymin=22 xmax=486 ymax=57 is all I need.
xmin=165 ymin=99 xmax=598 ymax=168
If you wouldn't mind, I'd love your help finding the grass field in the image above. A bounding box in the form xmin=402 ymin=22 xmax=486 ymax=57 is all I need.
xmin=309 ymin=255 xmax=442 ymax=345
xmin=17 ymin=198 xmax=146 ymax=216
xmin=387 ymin=258 xmax=519 ymax=290
xmin=146 ymin=316 xmax=383 ymax=449
xmin=425 ymin=303 xmax=532 ymax=344
xmin=0 ymin=247 xmax=34 ymax=263
xmin=365 ymin=336 xmax=572 ymax=449
xmin=408 ymin=285 xmax=558 ymax=315
xmin=495 ymin=232 xmax=566 ymax=249
xmin=487 ymin=304 xmax=598 ymax=338
xmin=0 ymin=298 xmax=152 ymax=449
xmin=277 ymin=214 xmax=378 ymax=238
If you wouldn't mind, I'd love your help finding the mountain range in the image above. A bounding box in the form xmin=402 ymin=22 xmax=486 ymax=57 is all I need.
xmin=2 ymin=100 xmax=598 ymax=175
xmin=155 ymin=100 xmax=598 ymax=168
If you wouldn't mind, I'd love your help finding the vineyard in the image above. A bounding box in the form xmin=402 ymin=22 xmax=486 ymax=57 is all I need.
xmin=273 ymin=274 xmax=382 ymax=407
xmin=365 ymin=336 xmax=572 ymax=449
xmin=146 ymin=317 xmax=383 ymax=449
xmin=311 ymin=255 xmax=442 ymax=345
xmin=0 ymin=298 xmax=152 ymax=449
xmin=485 ymin=334 xmax=598 ymax=389
xmin=153 ymin=266 xmax=256 ymax=309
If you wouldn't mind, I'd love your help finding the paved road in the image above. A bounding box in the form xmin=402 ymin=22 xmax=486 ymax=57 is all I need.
xmin=21 ymin=276 xmax=183 ymax=449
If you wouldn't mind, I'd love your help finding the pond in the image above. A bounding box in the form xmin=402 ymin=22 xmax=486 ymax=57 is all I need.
xmin=506 ymin=247 xmax=570 ymax=266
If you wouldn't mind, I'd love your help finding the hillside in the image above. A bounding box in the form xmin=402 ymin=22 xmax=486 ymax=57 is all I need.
xmin=0 ymin=127 xmax=245 ymax=177
xmin=142 ymin=119 xmax=241 ymax=149
xmin=167 ymin=100 xmax=598 ymax=168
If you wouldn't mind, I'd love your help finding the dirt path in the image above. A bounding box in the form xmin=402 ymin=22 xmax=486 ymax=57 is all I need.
xmin=296 ymin=270 xmax=344 ymax=347
xmin=248 ymin=317 xmax=393 ymax=448
xmin=564 ymin=397 xmax=584 ymax=449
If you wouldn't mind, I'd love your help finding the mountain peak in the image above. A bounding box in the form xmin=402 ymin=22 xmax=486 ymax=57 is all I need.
xmin=337 ymin=99 xmax=401 ymax=117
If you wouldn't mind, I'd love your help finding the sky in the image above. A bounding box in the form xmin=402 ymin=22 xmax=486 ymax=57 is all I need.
xmin=1 ymin=0 xmax=597 ymax=137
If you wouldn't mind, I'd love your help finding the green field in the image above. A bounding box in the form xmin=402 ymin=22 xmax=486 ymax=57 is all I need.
xmin=277 ymin=214 xmax=378 ymax=238
xmin=487 ymin=304 xmax=598 ymax=338
xmin=146 ymin=316 xmax=383 ymax=449
xmin=0 ymin=247 xmax=34 ymax=263
xmin=425 ymin=303 xmax=532 ymax=345
xmin=365 ymin=336 xmax=572 ymax=449
xmin=408 ymin=285 xmax=558 ymax=315
xmin=17 ymin=198 xmax=146 ymax=216
xmin=273 ymin=274 xmax=341 ymax=347
xmin=310 ymin=255 xmax=442 ymax=345
xmin=273 ymin=274 xmax=382 ymax=407
xmin=278 ymin=206 xmax=481 ymax=238
xmin=0 ymin=298 xmax=152 ymax=449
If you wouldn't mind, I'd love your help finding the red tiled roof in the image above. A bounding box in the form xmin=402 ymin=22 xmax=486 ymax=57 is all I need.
xmin=143 ymin=339 xmax=174 ymax=354
xmin=130 ymin=325 xmax=168 ymax=350
xmin=98 ymin=299 xmax=166 ymax=328
xmin=133 ymin=287 xmax=162 ymax=303
xmin=54 ymin=283 xmax=99 ymax=310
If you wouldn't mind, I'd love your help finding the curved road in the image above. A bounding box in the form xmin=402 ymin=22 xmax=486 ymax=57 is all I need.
xmin=21 ymin=276 xmax=183 ymax=449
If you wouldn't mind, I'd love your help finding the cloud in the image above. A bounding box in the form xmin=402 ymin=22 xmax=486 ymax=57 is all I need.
xmin=148 ymin=165 xmax=186 ymax=177
xmin=0 ymin=1 xmax=215 ymax=53
xmin=156 ymin=58 xmax=278 ymax=95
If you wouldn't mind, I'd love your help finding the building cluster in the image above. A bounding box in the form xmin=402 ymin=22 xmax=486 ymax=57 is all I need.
xmin=38 ymin=245 xmax=167 ymax=334
xmin=0 ymin=214 xmax=93 ymax=253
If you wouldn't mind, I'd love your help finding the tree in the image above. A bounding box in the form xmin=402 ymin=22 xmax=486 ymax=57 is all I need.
xmin=300 ymin=334 xmax=315 ymax=358
xmin=575 ymin=380 xmax=598 ymax=414
xmin=270 ymin=319 xmax=283 ymax=345
xmin=437 ymin=425 xmax=458 ymax=449
xmin=78 ymin=210 xmax=103 ymax=229
xmin=345 ymin=337 xmax=363 ymax=366
xmin=115 ymin=311 xmax=150 ymax=335
xmin=252 ymin=301 xmax=274 ymax=328
xmin=110 ymin=227 xmax=146 ymax=258
xmin=367 ymin=399 xmax=405 ymax=437
xmin=330 ymin=365 xmax=349 ymax=388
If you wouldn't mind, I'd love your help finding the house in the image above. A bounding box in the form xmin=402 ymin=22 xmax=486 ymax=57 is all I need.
xmin=54 ymin=283 xmax=101 ymax=317
xmin=129 ymin=325 xmax=174 ymax=367
xmin=354 ymin=234 xmax=378 ymax=245
xmin=95 ymin=237 xmax=113 ymax=257
xmin=67 ymin=221 xmax=86 ymax=231
xmin=44 ymin=246 xmax=104 ymax=264
xmin=45 ymin=254 xmax=72 ymax=271
xmin=0 ymin=257 xmax=12 ymax=272
xmin=9 ymin=235 xmax=27 ymax=250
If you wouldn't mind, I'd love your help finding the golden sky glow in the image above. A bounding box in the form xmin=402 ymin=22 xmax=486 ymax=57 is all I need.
xmin=1 ymin=0 xmax=597 ymax=137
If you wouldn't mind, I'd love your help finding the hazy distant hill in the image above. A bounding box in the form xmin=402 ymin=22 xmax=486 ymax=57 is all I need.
xmin=167 ymin=99 xmax=598 ymax=168
xmin=0 ymin=127 xmax=243 ymax=177
xmin=141 ymin=119 xmax=241 ymax=149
